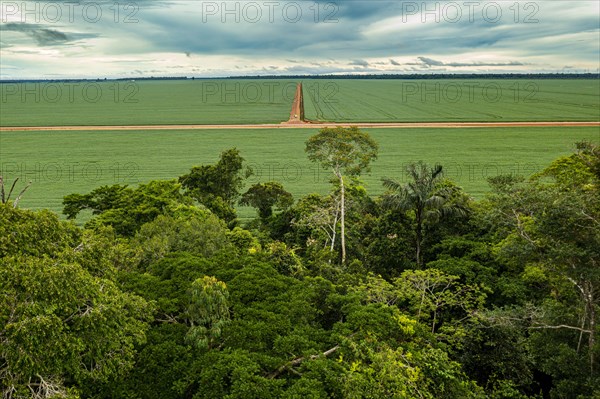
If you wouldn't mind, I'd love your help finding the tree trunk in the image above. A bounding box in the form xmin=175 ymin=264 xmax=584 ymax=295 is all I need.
xmin=415 ymin=209 xmax=423 ymax=268
xmin=330 ymin=201 xmax=340 ymax=253
xmin=330 ymin=222 xmax=336 ymax=253
xmin=340 ymin=174 xmax=346 ymax=264
xmin=587 ymin=281 xmax=596 ymax=376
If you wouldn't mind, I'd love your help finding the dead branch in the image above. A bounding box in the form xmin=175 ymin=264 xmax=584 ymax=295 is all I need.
xmin=5 ymin=178 xmax=20 ymax=204
xmin=267 ymin=344 xmax=340 ymax=379
xmin=13 ymin=181 xmax=32 ymax=208
xmin=529 ymin=324 xmax=591 ymax=333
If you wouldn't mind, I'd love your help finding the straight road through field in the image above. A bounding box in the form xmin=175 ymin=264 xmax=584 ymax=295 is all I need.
xmin=1 ymin=122 xmax=599 ymax=131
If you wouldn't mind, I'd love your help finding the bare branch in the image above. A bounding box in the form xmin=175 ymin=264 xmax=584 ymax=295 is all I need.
xmin=581 ymin=210 xmax=600 ymax=226
xmin=156 ymin=313 xmax=180 ymax=324
xmin=13 ymin=180 xmax=32 ymax=208
xmin=267 ymin=345 xmax=340 ymax=379
xmin=529 ymin=324 xmax=592 ymax=333
xmin=6 ymin=177 xmax=19 ymax=204
xmin=567 ymin=277 xmax=586 ymax=297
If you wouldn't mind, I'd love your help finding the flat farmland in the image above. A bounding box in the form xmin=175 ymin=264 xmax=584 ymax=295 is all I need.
xmin=0 ymin=79 xmax=297 ymax=126
xmin=302 ymin=79 xmax=600 ymax=122
xmin=2 ymin=79 xmax=599 ymax=127
xmin=1 ymin=127 xmax=597 ymax=219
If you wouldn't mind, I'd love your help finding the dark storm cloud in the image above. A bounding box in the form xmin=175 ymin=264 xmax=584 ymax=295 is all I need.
xmin=418 ymin=57 xmax=444 ymax=67
xmin=330 ymin=0 xmax=399 ymax=20
xmin=349 ymin=59 xmax=369 ymax=67
xmin=125 ymin=0 xmax=596 ymax=61
xmin=137 ymin=13 xmax=362 ymax=56
xmin=0 ymin=22 xmax=98 ymax=47
xmin=125 ymin=0 xmax=403 ymax=57
xmin=1 ymin=23 xmax=68 ymax=45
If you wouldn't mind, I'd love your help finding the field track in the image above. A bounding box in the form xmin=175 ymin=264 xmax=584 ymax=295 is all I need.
xmin=1 ymin=122 xmax=599 ymax=131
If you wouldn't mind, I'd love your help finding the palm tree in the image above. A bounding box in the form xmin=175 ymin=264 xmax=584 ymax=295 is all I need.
xmin=382 ymin=162 xmax=468 ymax=268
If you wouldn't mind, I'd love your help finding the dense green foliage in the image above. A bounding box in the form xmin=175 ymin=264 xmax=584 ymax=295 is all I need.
xmin=240 ymin=182 xmax=294 ymax=220
xmin=383 ymin=162 xmax=470 ymax=267
xmin=1 ymin=134 xmax=599 ymax=398
xmin=179 ymin=148 xmax=252 ymax=224
xmin=0 ymin=209 xmax=151 ymax=398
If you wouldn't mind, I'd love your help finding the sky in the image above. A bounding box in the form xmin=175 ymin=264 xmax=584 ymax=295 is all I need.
xmin=0 ymin=0 xmax=599 ymax=79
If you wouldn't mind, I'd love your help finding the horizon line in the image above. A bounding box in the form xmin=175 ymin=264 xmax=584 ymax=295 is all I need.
xmin=1 ymin=72 xmax=599 ymax=83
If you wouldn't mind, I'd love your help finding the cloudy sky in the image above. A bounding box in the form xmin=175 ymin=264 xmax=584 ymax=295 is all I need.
xmin=0 ymin=0 xmax=598 ymax=79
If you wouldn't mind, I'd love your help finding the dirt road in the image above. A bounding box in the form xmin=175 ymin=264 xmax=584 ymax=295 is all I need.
xmin=1 ymin=121 xmax=599 ymax=132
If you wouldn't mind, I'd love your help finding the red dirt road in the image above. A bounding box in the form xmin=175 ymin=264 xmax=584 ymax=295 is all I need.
xmin=1 ymin=121 xmax=599 ymax=131
xmin=284 ymin=82 xmax=305 ymax=124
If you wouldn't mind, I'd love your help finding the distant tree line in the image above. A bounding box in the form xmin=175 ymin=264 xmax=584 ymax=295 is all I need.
xmin=227 ymin=73 xmax=600 ymax=80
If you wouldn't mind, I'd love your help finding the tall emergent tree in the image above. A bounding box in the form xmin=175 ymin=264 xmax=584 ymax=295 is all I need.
xmin=383 ymin=162 xmax=468 ymax=268
xmin=305 ymin=126 xmax=378 ymax=263
xmin=179 ymin=148 xmax=252 ymax=223
xmin=239 ymin=181 xmax=293 ymax=220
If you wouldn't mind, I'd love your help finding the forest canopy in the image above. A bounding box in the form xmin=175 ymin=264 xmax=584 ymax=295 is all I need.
xmin=1 ymin=135 xmax=599 ymax=399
